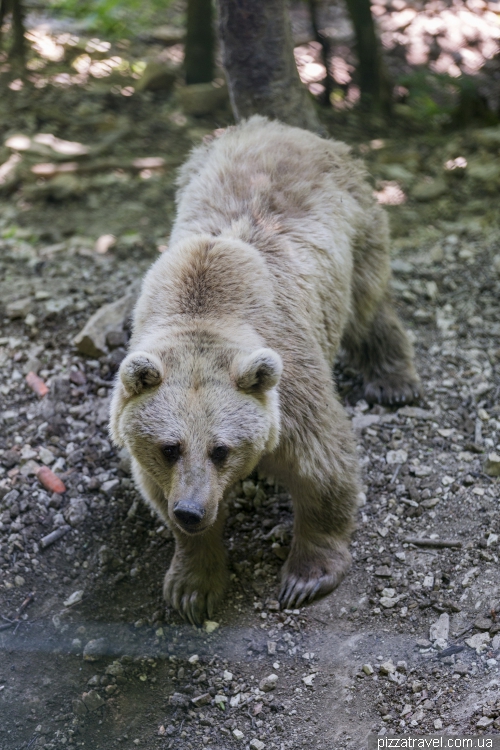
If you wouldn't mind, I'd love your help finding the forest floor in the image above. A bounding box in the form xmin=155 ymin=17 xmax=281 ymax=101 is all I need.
xmin=1 ymin=9 xmax=500 ymax=750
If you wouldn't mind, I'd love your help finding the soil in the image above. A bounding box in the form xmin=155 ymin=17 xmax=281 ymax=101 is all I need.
xmin=1 ymin=9 xmax=500 ymax=750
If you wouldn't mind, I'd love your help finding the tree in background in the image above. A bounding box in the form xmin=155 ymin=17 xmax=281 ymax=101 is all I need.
xmin=0 ymin=0 xmax=27 ymax=65
xmin=217 ymin=0 xmax=322 ymax=133
xmin=185 ymin=0 xmax=214 ymax=84
xmin=343 ymin=0 xmax=392 ymax=114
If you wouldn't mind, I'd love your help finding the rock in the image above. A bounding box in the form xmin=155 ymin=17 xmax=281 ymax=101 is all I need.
xmin=411 ymin=177 xmax=446 ymax=201
xmin=135 ymin=62 xmax=177 ymax=93
xmin=64 ymin=498 xmax=88 ymax=527
xmin=259 ymin=674 xmax=278 ymax=692
xmin=379 ymin=661 xmax=396 ymax=675
xmin=362 ymin=664 xmax=374 ymax=675
xmin=484 ymin=453 xmax=500 ymax=477
xmin=474 ymin=617 xmax=493 ymax=631
xmin=64 ymin=590 xmax=84 ymax=607
xmin=106 ymin=330 xmax=128 ymax=349
xmin=83 ymin=638 xmax=108 ymax=661
xmin=250 ymin=740 xmax=265 ymax=750
xmin=374 ymin=565 xmax=392 ymax=577
xmin=386 ymin=449 xmax=407 ymax=465
xmin=7 ymin=297 xmax=32 ymax=319
xmin=477 ymin=716 xmax=494 ymax=728
xmin=453 ymin=663 xmax=469 ymax=676
xmin=73 ymin=292 xmax=136 ymax=358
xmin=169 ymin=692 xmax=189 ymax=708
xmin=204 ymin=620 xmax=219 ymax=634
xmin=352 ymin=414 xmax=381 ymax=432
xmin=434 ymin=718 xmax=443 ymax=730
xmin=465 ymin=632 xmax=490 ymax=654
xmin=302 ymin=673 xmax=316 ymax=686
xmin=72 ymin=699 xmax=87 ymax=717
xmin=38 ymin=446 xmax=55 ymax=465
xmin=81 ymin=690 xmax=105 ymax=711
xmin=100 ymin=479 xmax=119 ymax=495
xmin=233 ymin=728 xmax=245 ymax=741
xmin=487 ymin=533 xmax=498 ymax=547
xmin=178 ymin=82 xmax=229 ymax=116
xmin=429 ymin=613 xmax=449 ymax=649
xmin=191 ymin=693 xmax=212 ymax=707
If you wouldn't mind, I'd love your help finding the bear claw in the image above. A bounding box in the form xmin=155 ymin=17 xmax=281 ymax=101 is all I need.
xmin=279 ymin=548 xmax=351 ymax=610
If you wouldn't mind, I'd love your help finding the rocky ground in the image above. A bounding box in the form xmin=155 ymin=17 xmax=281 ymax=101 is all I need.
xmin=1 ymin=12 xmax=500 ymax=750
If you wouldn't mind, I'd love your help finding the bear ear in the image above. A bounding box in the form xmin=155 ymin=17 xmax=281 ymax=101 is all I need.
xmin=119 ymin=351 xmax=164 ymax=396
xmin=233 ymin=348 xmax=283 ymax=393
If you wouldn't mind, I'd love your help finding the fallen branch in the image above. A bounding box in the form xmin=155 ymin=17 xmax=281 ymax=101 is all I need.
xmin=0 ymin=592 xmax=35 ymax=633
xmin=404 ymin=537 xmax=462 ymax=549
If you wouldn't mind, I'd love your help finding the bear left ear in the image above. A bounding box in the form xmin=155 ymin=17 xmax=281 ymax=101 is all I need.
xmin=233 ymin=348 xmax=283 ymax=393
xmin=119 ymin=351 xmax=164 ymax=396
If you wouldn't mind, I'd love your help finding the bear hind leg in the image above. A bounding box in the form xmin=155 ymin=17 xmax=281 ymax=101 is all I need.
xmin=343 ymin=296 xmax=421 ymax=406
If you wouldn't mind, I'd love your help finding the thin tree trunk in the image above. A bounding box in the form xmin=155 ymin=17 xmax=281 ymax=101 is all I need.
xmin=9 ymin=0 xmax=26 ymax=66
xmin=185 ymin=0 xmax=215 ymax=84
xmin=308 ymin=0 xmax=334 ymax=106
xmin=217 ymin=0 xmax=322 ymax=133
xmin=0 ymin=0 xmax=9 ymax=51
xmin=344 ymin=0 xmax=391 ymax=114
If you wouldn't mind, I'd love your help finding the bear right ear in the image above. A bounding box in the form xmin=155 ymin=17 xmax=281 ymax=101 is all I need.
xmin=119 ymin=351 xmax=164 ymax=396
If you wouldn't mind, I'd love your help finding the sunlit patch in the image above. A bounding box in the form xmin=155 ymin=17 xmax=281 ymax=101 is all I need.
xmin=0 ymin=154 xmax=21 ymax=185
xmin=445 ymin=156 xmax=468 ymax=170
xmin=370 ymin=139 xmax=386 ymax=150
xmin=330 ymin=56 xmax=353 ymax=85
xmin=33 ymin=134 xmax=89 ymax=156
xmin=294 ymin=43 xmax=326 ymax=87
xmin=158 ymin=44 xmax=185 ymax=66
xmin=375 ymin=182 xmax=407 ymax=205
xmin=120 ymin=86 xmax=135 ymax=97
xmin=9 ymin=79 xmax=23 ymax=91
xmin=85 ymin=38 xmax=111 ymax=54
xmin=5 ymin=135 xmax=31 ymax=151
xmin=132 ymin=157 xmax=165 ymax=170
xmin=140 ymin=169 xmax=153 ymax=180
xmin=26 ymin=28 xmax=65 ymax=61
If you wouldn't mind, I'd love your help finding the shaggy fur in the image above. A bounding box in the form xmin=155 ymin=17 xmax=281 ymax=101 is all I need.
xmin=110 ymin=116 xmax=419 ymax=625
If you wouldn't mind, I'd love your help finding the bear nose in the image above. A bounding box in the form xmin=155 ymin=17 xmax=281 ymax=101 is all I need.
xmin=173 ymin=502 xmax=205 ymax=527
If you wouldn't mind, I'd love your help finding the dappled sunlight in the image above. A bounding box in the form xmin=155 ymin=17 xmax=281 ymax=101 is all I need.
xmin=375 ymin=181 xmax=407 ymax=204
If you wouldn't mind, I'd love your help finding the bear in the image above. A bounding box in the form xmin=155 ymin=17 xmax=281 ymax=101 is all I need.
xmin=109 ymin=116 xmax=419 ymax=626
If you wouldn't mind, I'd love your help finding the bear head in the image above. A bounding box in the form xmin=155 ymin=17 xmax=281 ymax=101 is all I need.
xmin=110 ymin=340 xmax=282 ymax=535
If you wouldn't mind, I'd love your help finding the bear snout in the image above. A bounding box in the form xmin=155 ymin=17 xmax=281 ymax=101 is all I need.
xmin=173 ymin=500 xmax=206 ymax=531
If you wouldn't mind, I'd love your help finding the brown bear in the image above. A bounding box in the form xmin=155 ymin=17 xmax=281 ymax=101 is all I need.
xmin=109 ymin=116 xmax=419 ymax=626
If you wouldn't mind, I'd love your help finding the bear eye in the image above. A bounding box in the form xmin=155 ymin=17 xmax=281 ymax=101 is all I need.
xmin=162 ymin=443 xmax=181 ymax=463
xmin=210 ymin=445 xmax=229 ymax=464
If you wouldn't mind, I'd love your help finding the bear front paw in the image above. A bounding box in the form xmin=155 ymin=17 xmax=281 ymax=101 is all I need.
xmin=163 ymin=556 xmax=228 ymax=626
xmin=364 ymin=374 xmax=421 ymax=406
xmin=279 ymin=545 xmax=351 ymax=609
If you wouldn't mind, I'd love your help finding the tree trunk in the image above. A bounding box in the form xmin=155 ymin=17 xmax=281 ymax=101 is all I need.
xmin=344 ymin=0 xmax=391 ymax=114
xmin=185 ymin=0 xmax=215 ymax=84
xmin=308 ymin=0 xmax=334 ymax=106
xmin=217 ymin=0 xmax=322 ymax=133
xmin=0 ymin=0 xmax=9 ymax=51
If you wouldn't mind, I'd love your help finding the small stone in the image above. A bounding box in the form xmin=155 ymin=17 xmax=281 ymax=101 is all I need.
xmin=453 ymin=663 xmax=469 ymax=676
xmin=434 ymin=719 xmax=443 ymax=730
xmin=474 ymin=617 xmax=493 ymax=631
xmin=7 ymin=297 xmax=32 ymax=319
xmin=83 ymin=638 xmax=108 ymax=661
xmin=362 ymin=664 xmax=374 ymax=675
xmin=64 ymin=498 xmax=88 ymax=527
xmin=72 ymin=699 xmax=87 ymax=717
xmin=302 ymin=673 xmax=316 ymax=686
xmin=169 ymin=692 xmax=189 ymax=708
xmin=64 ymin=590 xmax=83 ymax=607
xmin=191 ymin=693 xmax=211 ymax=707
xmin=267 ymin=641 xmax=277 ymax=655
xmin=188 ymin=654 xmax=199 ymax=664
xmin=81 ymin=690 xmax=105 ymax=711
xmin=487 ymin=533 xmax=498 ymax=547
xmin=14 ymin=575 xmax=25 ymax=587
xmin=429 ymin=613 xmax=449 ymax=648
xmin=100 ymin=479 xmax=119 ymax=495
xmin=38 ymin=446 xmax=55 ymax=465
xmin=233 ymin=728 xmax=244 ymax=741
xmin=386 ymin=449 xmax=407 ymax=465
xmin=223 ymin=670 xmax=233 ymax=681
xmin=477 ymin=717 xmax=494 ymax=728
xmin=374 ymin=565 xmax=392 ymax=577
xmin=465 ymin=632 xmax=490 ymax=653
xmin=259 ymin=673 xmax=278 ymax=692
xmin=105 ymin=329 xmax=128 ymax=349
xmin=484 ymin=453 xmax=500 ymax=477
xmin=204 ymin=620 xmax=219 ymax=634
xmin=379 ymin=661 xmax=396 ymax=675
xmin=73 ymin=292 xmax=136 ymax=358
xmin=249 ymin=740 xmax=265 ymax=750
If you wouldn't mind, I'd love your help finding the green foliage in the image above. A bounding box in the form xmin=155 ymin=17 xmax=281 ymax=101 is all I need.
xmin=49 ymin=0 xmax=174 ymax=38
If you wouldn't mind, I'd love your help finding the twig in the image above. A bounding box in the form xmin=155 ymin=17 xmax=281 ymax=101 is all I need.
xmin=404 ymin=537 xmax=462 ymax=549
xmin=0 ymin=592 xmax=35 ymax=633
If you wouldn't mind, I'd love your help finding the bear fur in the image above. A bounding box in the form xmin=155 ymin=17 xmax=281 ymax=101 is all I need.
xmin=109 ymin=116 xmax=419 ymax=625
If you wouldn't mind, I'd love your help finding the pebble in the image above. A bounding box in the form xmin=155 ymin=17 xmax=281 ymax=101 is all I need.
xmin=465 ymin=632 xmax=491 ymax=653
xmin=379 ymin=661 xmax=396 ymax=675
xmin=249 ymin=740 xmax=265 ymax=750
xmin=362 ymin=664 xmax=374 ymax=676
xmin=429 ymin=613 xmax=449 ymax=648
xmin=64 ymin=590 xmax=84 ymax=607
xmin=259 ymin=674 xmax=278 ymax=692
xmin=83 ymin=638 xmax=108 ymax=661
xmin=81 ymin=690 xmax=105 ymax=711
xmin=233 ymin=728 xmax=244 ymax=741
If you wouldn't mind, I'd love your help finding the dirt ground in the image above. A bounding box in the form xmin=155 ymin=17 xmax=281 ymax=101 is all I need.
xmin=1 ymin=8 xmax=500 ymax=750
